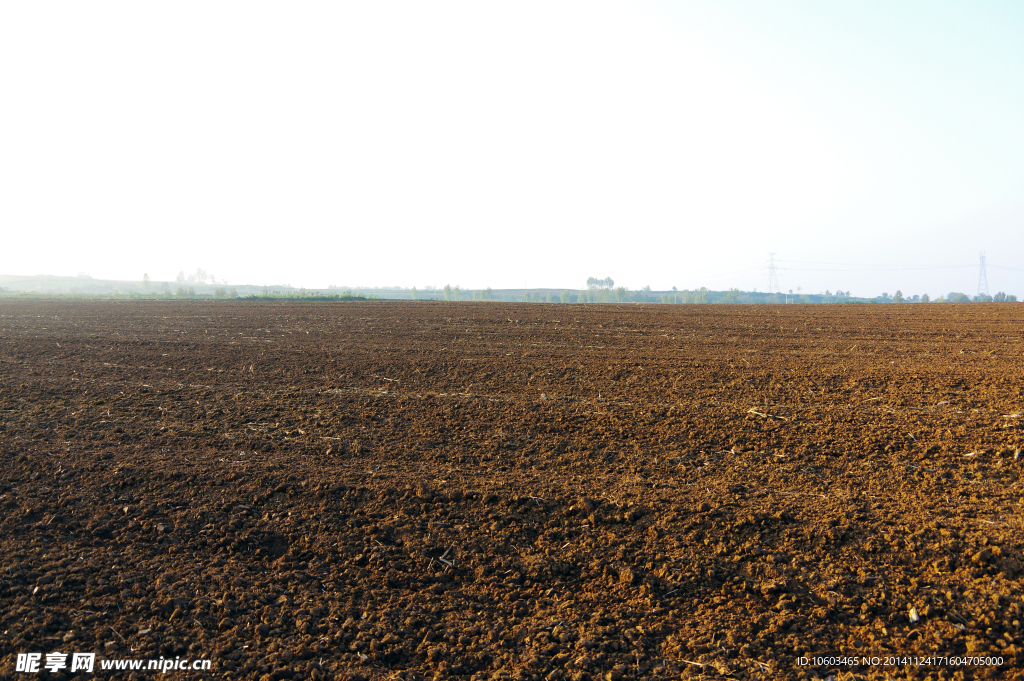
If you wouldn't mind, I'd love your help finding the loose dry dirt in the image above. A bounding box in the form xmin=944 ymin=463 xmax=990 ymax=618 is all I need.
xmin=1 ymin=300 xmax=1023 ymax=681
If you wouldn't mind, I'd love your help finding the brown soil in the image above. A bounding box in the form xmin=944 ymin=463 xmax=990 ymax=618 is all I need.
xmin=1 ymin=300 xmax=1023 ymax=681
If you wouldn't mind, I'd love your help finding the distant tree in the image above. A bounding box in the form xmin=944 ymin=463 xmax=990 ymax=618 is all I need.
xmin=1009 ymin=294 xmax=1018 ymax=302
xmin=724 ymin=288 xmax=740 ymax=303
xmin=546 ymin=292 xmax=554 ymax=303
xmin=213 ymin=287 xmax=227 ymax=299
xmin=994 ymin=291 xmax=1007 ymax=302
xmin=411 ymin=287 xmax=418 ymax=300
xmin=893 ymin=290 xmax=904 ymax=303
xmin=143 ymin=273 xmax=151 ymax=288
xmin=614 ymin=287 xmax=628 ymax=302
xmin=532 ymin=291 xmax=542 ymax=303
xmin=629 ymin=285 xmax=652 ymax=303
xmin=561 ymin=290 xmax=571 ymax=303
xmin=946 ymin=292 xmax=970 ymax=303
xmin=453 ymin=286 xmax=461 ymax=301
xmin=974 ymin=293 xmax=992 ymax=303
xmin=921 ymin=293 xmax=930 ymax=303
xmin=443 ymin=284 xmax=453 ymax=301
xmin=484 ymin=287 xmax=493 ymax=300
xmin=229 ymin=287 xmax=238 ymax=298
xmin=176 ymin=271 xmax=186 ymax=285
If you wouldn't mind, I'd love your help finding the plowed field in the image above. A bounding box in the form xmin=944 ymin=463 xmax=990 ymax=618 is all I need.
xmin=2 ymin=300 xmax=1023 ymax=681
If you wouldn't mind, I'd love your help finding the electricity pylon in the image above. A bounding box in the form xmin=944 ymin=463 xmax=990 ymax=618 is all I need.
xmin=767 ymin=253 xmax=781 ymax=295
xmin=977 ymin=252 xmax=989 ymax=298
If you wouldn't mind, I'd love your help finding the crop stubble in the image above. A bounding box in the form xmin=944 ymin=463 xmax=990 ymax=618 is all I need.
xmin=1 ymin=300 xmax=1023 ymax=680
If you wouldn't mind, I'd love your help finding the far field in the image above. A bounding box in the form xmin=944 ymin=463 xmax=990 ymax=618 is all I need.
xmin=1 ymin=300 xmax=1022 ymax=680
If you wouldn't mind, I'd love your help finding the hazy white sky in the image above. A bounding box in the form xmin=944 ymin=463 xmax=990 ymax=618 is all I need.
xmin=3 ymin=1 xmax=1024 ymax=296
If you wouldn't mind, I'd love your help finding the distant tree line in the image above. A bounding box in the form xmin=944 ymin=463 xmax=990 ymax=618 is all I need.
xmin=8 ymin=273 xmax=1020 ymax=304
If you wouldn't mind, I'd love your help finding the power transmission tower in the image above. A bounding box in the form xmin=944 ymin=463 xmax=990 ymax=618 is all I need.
xmin=766 ymin=253 xmax=780 ymax=295
xmin=977 ymin=251 xmax=989 ymax=298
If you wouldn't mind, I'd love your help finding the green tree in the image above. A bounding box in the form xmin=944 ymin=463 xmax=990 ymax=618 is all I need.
xmin=560 ymin=290 xmax=572 ymax=303
xmin=444 ymin=284 xmax=453 ymax=301
xmin=411 ymin=287 xmax=418 ymax=300
xmin=142 ymin=273 xmax=151 ymax=289
xmin=893 ymin=290 xmax=904 ymax=303
xmin=921 ymin=293 xmax=930 ymax=303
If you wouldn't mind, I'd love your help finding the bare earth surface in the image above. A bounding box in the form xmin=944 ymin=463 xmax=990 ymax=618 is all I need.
xmin=1 ymin=300 xmax=1023 ymax=681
